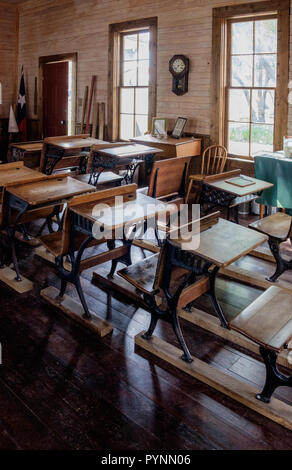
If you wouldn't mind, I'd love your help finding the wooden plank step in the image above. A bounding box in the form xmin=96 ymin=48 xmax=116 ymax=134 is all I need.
xmin=0 ymin=266 xmax=33 ymax=293
xmin=250 ymin=245 xmax=275 ymax=263
xmin=179 ymin=307 xmax=292 ymax=370
xmin=41 ymin=286 xmax=113 ymax=337
xmin=135 ymin=332 xmax=292 ymax=432
xmin=35 ymin=245 xmax=72 ymax=271
xmin=220 ymin=265 xmax=292 ymax=293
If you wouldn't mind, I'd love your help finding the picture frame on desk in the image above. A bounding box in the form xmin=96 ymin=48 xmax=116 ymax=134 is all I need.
xmin=171 ymin=117 xmax=187 ymax=139
xmin=151 ymin=117 xmax=168 ymax=138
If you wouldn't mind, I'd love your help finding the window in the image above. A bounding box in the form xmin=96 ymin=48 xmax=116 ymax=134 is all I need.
xmin=120 ymin=30 xmax=150 ymax=139
xmin=108 ymin=18 xmax=157 ymax=141
xmin=211 ymin=0 xmax=289 ymax=158
xmin=226 ymin=17 xmax=277 ymax=157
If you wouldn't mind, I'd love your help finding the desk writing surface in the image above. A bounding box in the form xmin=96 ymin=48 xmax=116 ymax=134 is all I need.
xmin=11 ymin=143 xmax=43 ymax=152
xmin=0 ymin=166 xmax=45 ymax=189
xmin=172 ymin=218 xmax=267 ymax=267
xmin=48 ymin=138 xmax=106 ymax=150
xmin=98 ymin=144 xmax=163 ymax=158
xmin=71 ymin=192 xmax=167 ymax=230
xmin=7 ymin=176 xmax=95 ymax=206
xmin=205 ymin=175 xmax=273 ymax=197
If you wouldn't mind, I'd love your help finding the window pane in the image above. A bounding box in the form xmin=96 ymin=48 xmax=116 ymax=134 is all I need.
xmin=231 ymin=55 xmax=252 ymax=87
xmin=138 ymin=60 xmax=149 ymax=86
xmin=255 ymin=19 xmax=277 ymax=53
xmin=120 ymin=88 xmax=134 ymax=114
xmin=120 ymin=114 xmax=134 ymax=140
xmin=251 ymin=124 xmax=273 ymax=154
xmin=254 ymin=54 xmax=276 ymax=87
xmin=229 ymin=89 xmax=250 ymax=122
xmin=124 ymin=34 xmax=137 ymax=60
xmin=123 ymin=61 xmax=137 ymax=86
xmin=135 ymin=88 xmax=148 ymax=115
xmin=228 ymin=122 xmax=249 ymax=156
xmin=138 ymin=32 xmax=150 ymax=60
xmin=135 ymin=115 xmax=148 ymax=137
xmin=252 ymin=89 xmax=274 ymax=124
xmin=231 ymin=21 xmax=253 ymax=54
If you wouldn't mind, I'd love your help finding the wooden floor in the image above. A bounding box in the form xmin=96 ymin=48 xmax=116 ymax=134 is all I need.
xmin=0 ymin=215 xmax=292 ymax=450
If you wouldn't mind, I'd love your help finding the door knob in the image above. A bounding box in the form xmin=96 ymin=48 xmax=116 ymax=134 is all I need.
xmin=61 ymin=120 xmax=66 ymax=125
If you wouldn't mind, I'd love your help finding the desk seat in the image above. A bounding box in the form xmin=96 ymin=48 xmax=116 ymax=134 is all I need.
xmin=39 ymin=230 xmax=104 ymax=258
xmin=74 ymin=171 xmax=123 ymax=187
xmin=249 ymin=212 xmax=292 ymax=242
xmin=229 ymin=286 xmax=292 ymax=352
xmin=118 ymin=253 xmax=209 ymax=309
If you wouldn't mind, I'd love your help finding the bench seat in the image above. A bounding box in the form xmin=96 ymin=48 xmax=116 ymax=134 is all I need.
xmin=249 ymin=212 xmax=292 ymax=242
xmin=229 ymin=286 xmax=292 ymax=352
xmin=118 ymin=253 xmax=210 ymax=310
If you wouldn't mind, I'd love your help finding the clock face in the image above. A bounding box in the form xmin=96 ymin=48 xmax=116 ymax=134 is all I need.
xmin=172 ymin=58 xmax=186 ymax=74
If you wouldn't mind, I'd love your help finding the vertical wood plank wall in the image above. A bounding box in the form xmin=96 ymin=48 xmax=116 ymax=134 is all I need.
xmin=0 ymin=2 xmax=18 ymax=118
xmin=2 ymin=0 xmax=292 ymax=136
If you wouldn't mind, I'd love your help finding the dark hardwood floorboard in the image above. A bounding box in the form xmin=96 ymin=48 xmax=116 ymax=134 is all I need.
xmin=0 ymin=216 xmax=291 ymax=449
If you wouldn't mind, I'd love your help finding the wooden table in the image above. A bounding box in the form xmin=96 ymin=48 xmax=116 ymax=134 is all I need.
xmin=4 ymin=176 xmax=95 ymax=282
xmin=93 ymin=144 xmax=163 ymax=184
xmin=201 ymin=170 xmax=273 ymax=223
xmin=172 ymin=218 xmax=268 ymax=327
xmin=8 ymin=141 xmax=43 ymax=169
xmin=131 ymin=134 xmax=201 ymax=159
xmin=41 ymin=135 xmax=107 ymax=175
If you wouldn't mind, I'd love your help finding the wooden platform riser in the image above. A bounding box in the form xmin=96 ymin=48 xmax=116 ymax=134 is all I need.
xmin=135 ymin=332 xmax=292 ymax=432
xmin=0 ymin=266 xmax=33 ymax=293
xmin=41 ymin=286 xmax=113 ymax=337
xmin=220 ymin=265 xmax=292 ymax=293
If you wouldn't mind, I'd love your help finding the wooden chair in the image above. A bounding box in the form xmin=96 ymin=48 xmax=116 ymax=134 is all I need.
xmin=73 ymin=142 xmax=128 ymax=188
xmin=146 ymin=156 xmax=192 ymax=205
xmin=186 ymin=144 xmax=227 ymax=203
xmin=249 ymin=212 xmax=292 ymax=282
xmin=38 ymin=185 xmax=138 ymax=318
xmin=118 ymin=212 xmax=220 ymax=362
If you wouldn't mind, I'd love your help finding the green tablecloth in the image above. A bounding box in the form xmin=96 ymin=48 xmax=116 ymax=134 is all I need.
xmin=254 ymin=152 xmax=292 ymax=215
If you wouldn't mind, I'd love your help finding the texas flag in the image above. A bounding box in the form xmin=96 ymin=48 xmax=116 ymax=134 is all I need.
xmin=16 ymin=66 xmax=27 ymax=141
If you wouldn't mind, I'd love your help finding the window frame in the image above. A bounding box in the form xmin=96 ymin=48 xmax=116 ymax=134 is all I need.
xmin=108 ymin=17 xmax=157 ymax=141
xmin=225 ymin=14 xmax=278 ymax=157
xmin=119 ymin=28 xmax=150 ymax=140
xmin=211 ymin=0 xmax=289 ymax=160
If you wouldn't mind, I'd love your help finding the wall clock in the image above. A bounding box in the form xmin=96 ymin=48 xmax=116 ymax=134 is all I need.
xmin=169 ymin=55 xmax=189 ymax=96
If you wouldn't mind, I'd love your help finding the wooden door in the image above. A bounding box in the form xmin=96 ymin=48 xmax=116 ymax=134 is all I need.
xmin=43 ymin=61 xmax=69 ymax=137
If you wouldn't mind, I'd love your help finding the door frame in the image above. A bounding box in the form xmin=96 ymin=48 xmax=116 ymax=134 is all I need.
xmin=38 ymin=52 xmax=77 ymax=138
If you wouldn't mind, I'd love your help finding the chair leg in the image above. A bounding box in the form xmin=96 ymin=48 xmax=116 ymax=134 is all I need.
xmin=266 ymin=239 xmax=289 ymax=282
xmin=75 ymin=275 xmax=91 ymax=319
xmin=171 ymin=310 xmax=193 ymax=363
xmin=259 ymin=204 xmax=265 ymax=219
xmin=185 ymin=180 xmax=193 ymax=204
xmin=142 ymin=313 xmax=158 ymax=340
xmin=256 ymin=346 xmax=292 ymax=403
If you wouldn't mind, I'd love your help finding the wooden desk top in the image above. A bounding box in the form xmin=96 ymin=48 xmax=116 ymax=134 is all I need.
xmin=7 ymin=176 xmax=95 ymax=206
xmin=46 ymin=138 xmax=106 ymax=150
xmin=10 ymin=142 xmax=43 ymax=152
xmin=0 ymin=165 xmax=45 ymax=189
xmin=205 ymin=175 xmax=273 ymax=197
xmin=71 ymin=192 xmax=167 ymax=230
xmin=98 ymin=144 xmax=163 ymax=158
xmin=131 ymin=135 xmax=200 ymax=146
xmin=172 ymin=218 xmax=267 ymax=267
